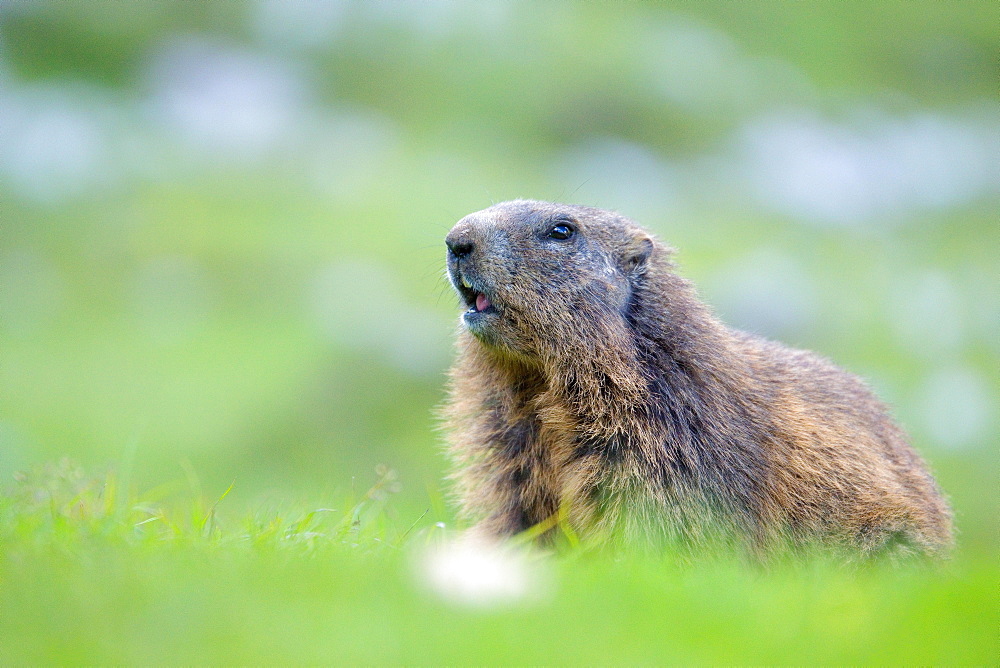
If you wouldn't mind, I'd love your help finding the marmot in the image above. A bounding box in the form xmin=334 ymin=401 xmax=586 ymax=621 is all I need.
xmin=442 ymin=200 xmax=953 ymax=558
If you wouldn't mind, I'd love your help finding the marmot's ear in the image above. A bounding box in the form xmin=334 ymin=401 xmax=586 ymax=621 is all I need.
xmin=624 ymin=236 xmax=654 ymax=273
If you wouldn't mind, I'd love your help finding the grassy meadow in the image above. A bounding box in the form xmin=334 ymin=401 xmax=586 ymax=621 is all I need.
xmin=2 ymin=460 xmax=997 ymax=665
xmin=1 ymin=1 xmax=998 ymax=664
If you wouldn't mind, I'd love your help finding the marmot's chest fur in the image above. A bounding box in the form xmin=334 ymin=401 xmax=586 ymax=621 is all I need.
xmin=443 ymin=199 xmax=952 ymax=558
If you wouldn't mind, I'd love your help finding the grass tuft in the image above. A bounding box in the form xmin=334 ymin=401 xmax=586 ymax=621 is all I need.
xmin=0 ymin=459 xmax=422 ymax=555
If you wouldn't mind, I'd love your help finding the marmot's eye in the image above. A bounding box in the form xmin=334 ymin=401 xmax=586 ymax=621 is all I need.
xmin=548 ymin=224 xmax=575 ymax=240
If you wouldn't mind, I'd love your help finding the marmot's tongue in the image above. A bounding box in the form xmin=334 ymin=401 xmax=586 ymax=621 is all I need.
xmin=475 ymin=293 xmax=491 ymax=312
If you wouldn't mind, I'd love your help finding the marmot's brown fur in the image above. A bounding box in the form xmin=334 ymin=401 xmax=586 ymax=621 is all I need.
xmin=443 ymin=200 xmax=952 ymax=558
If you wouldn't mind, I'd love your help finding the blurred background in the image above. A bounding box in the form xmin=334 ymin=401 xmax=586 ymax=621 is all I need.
xmin=0 ymin=1 xmax=996 ymax=546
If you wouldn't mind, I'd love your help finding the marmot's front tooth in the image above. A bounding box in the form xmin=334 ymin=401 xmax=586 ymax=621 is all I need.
xmin=462 ymin=277 xmax=472 ymax=289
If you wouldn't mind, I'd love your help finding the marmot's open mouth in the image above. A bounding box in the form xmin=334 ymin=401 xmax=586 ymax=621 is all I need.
xmin=454 ymin=272 xmax=496 ymax=315
xmin=473 ymin=293 xmax=491 ymax=312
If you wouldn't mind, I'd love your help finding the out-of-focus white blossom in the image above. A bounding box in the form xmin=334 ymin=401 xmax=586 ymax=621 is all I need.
xmin=420 ymin=536 xmax=550 ymax=607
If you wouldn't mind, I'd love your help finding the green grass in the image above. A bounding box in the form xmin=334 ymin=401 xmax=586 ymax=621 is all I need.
xmin=2 ymin=461 xmax=996 ymax=665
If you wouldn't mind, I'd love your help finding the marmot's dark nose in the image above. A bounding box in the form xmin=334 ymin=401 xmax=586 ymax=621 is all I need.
xmin=446 ymin=236 xmax=474 ymax=258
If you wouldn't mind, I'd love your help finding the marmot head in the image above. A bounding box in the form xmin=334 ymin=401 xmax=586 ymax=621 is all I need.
xmin=445 ymin=200 xmax=659 ymax=358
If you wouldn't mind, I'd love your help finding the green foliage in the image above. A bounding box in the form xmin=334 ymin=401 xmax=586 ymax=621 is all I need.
xmin=1 ymin=463 xmax=996 ymax=664
xmin=0 ymin=459 xmax=412 ymax=553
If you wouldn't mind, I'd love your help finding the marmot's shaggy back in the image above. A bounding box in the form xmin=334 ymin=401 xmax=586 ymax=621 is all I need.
xmin=443 ymin=200 xmax=953 ymax=557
